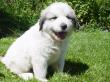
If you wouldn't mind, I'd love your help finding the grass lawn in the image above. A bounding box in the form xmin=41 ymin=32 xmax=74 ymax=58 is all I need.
xmin=0 ymin=31 xmax=110 ymax=82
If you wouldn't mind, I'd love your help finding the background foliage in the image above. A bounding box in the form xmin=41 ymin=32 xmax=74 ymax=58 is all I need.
xmin=0 ymin=0 xmax=110 ymax=37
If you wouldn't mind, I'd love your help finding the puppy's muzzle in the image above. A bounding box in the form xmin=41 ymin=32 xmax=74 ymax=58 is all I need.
xmin=60 ymin=23 xmax=67 ymax=31
xmin=52 ymin=23 xmax=68 ymax=40
xmin=54 ymin=31 xmax=67 ymax=40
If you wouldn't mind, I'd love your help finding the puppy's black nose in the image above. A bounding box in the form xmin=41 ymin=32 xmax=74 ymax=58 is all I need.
xmin=60 ymin=23 xmax=67 ymax=30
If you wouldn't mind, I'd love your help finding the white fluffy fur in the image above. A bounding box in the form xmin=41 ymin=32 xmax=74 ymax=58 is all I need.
xmin=1 ymin=2 xmax=78 ymax=82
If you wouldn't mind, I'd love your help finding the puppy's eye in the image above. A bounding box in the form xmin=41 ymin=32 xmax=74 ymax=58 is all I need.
xmin=66 ymin=16 xmax=74 ymax=21
xmin=49 ymin=16 xmax=57 ymax=20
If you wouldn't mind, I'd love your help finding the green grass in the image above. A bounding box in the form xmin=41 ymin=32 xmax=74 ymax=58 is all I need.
xmin=0 ymin=31 xmax=110 ymax=82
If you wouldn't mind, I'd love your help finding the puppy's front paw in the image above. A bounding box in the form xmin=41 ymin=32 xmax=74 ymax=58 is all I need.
xmin=18 ymin=73 xmax=33 ymax=80
xmin=37 ymin=78 xmax=48 ymax=82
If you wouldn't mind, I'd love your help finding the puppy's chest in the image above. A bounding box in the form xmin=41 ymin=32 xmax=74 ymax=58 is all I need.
xmin=45 ymin=45 xmax=61 ymax=63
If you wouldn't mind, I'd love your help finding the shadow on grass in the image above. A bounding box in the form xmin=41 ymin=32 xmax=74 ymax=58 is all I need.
xmin=0 ymin=73 xmax=5 ymax=80
xmin=47 ymin=60 xmax=89 ymax=78
xmin=64 ymin=60 xmax=89 ymax=75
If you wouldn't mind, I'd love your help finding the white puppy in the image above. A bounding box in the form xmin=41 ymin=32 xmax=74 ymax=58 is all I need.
xmin=1 ymin=2 xmax=79 ymax=82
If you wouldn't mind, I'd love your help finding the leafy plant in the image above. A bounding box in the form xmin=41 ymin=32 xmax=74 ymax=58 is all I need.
xmin=0 ymin=0 xmax=110 ymax=37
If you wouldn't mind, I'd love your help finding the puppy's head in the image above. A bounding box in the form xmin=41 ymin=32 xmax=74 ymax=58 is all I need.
xmin=39 ymin=2 xmax=80 ymax=41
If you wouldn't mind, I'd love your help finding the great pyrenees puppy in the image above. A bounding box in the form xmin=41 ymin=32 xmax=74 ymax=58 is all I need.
xmin=1 ymin=2 xmax=79 ymax=82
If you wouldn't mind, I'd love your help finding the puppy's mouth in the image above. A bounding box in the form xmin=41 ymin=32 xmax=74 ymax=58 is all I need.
xmin=53 ymin=31 xmax=67 ymax=40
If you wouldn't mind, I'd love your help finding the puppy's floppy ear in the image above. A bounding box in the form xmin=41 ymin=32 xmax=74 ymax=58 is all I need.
xmin=39 ymin=16 xmax=46 ymax=31
xmin=72 ymin=10 xmax=80 ymax=30
xmin=74 ymin=17 xmax=80 ymax=30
